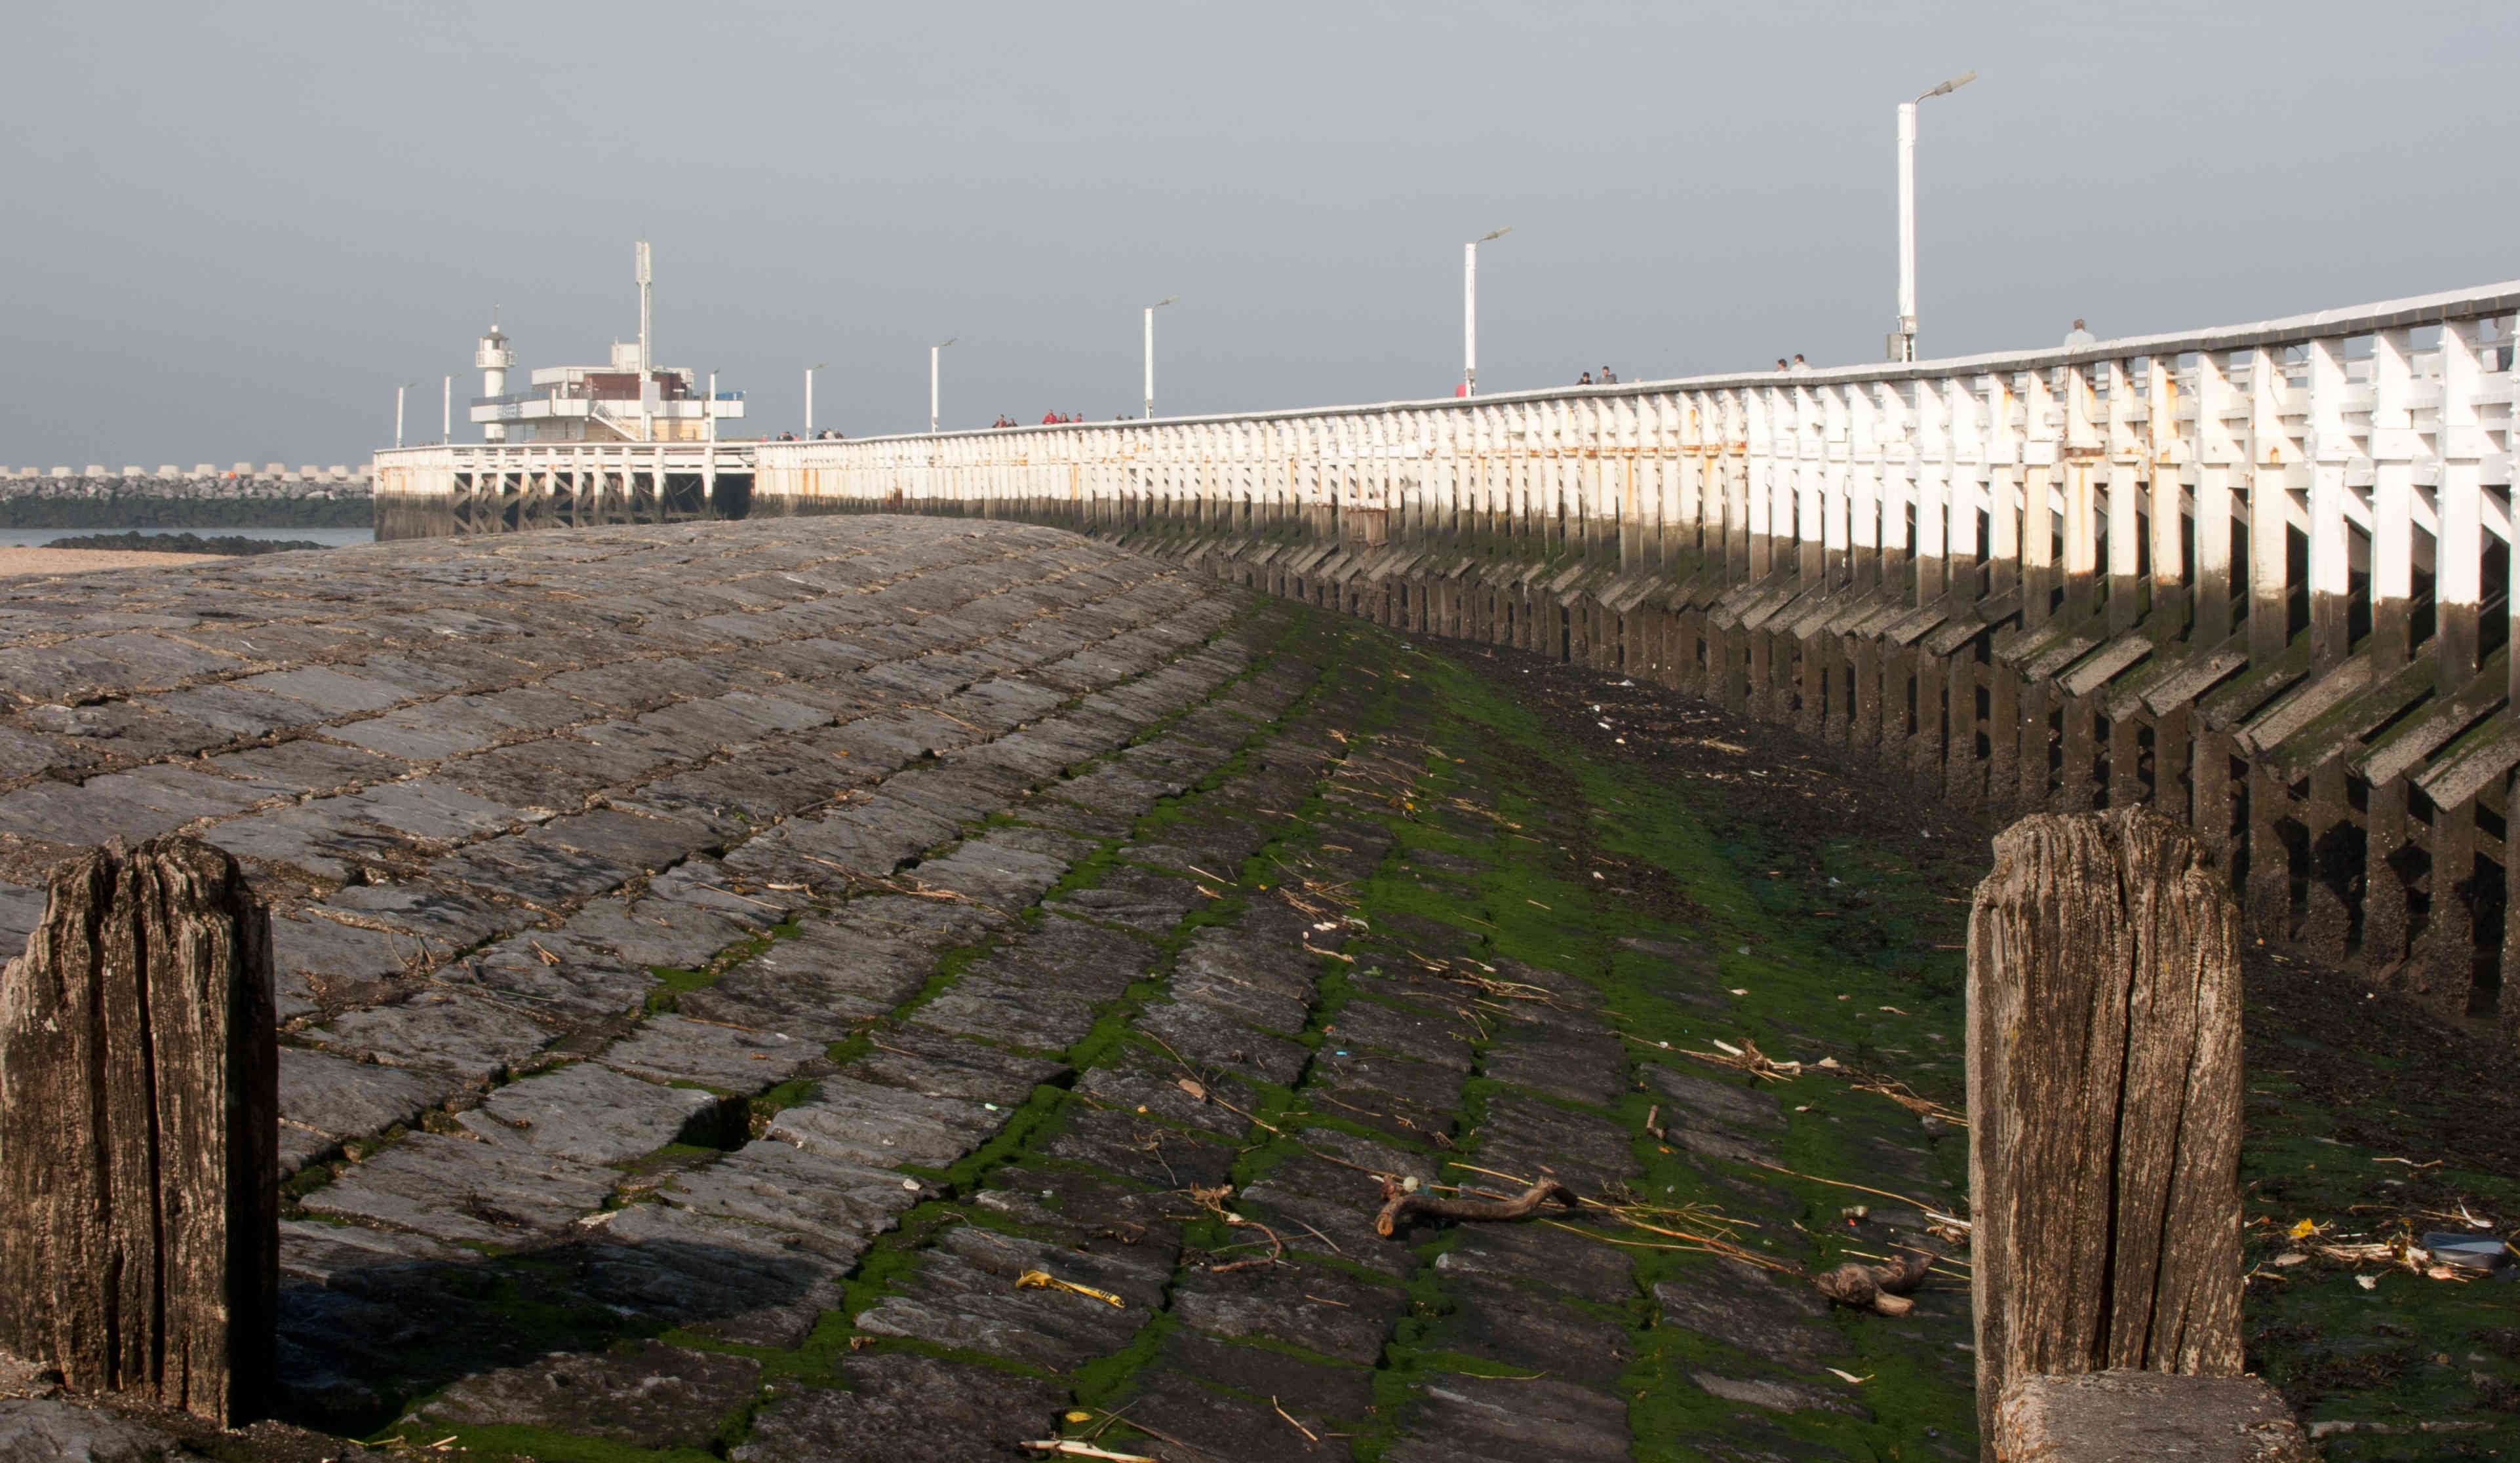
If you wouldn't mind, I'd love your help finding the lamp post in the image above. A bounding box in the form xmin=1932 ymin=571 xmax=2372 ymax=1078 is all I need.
xmin=1893 ymin=70 xmax=1976 ymax=362
xmin=806 ymin=362 xmax=827 ymax=438
xmin=1464 ymin=226 xmax=1511 ymax=396
xmin=1144 ymin=296 xmax=1177 ymax=419
xmin=931 ymin=338 xmax=955 ymax=434
xmin=395 ymin=381 xmax=416 ymax=448
xmin=442 ymin=376 xmax=452 ymax=444
xmin=707 ymin=370 xmax=719 ymax=442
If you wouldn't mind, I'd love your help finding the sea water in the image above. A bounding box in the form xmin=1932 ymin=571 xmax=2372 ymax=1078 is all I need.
xmin=0 ymin=526 xmax=376 ymax=549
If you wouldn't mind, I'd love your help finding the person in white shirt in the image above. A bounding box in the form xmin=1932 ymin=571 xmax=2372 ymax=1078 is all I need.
xmin=2063 ymin=319 xmax=2097 ymax=349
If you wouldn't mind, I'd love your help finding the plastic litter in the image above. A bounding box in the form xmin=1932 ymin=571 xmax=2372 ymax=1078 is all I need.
xmin=2421 ymin=1233 xmax=2511 ymax=1272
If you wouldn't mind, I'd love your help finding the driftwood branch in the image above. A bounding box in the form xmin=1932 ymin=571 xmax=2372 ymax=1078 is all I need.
xmin=1375 ymin=1178 xmax=1579 ymax=1237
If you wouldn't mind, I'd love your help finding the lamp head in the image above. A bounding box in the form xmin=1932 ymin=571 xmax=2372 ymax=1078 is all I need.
xmin=1919 ymin=69 xmax=1977 ymax=101
xmin=936 ymin=338 xmax=956 ymax=350
xmin=1478 ymin=226 xmax=1513 ymax=243
xmin=1151 ymin=296 xmax=1179 ymax=309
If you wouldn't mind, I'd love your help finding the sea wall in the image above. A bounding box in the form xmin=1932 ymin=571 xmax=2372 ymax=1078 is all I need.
xmin=0 ymin=464 xmax=374 ymax=528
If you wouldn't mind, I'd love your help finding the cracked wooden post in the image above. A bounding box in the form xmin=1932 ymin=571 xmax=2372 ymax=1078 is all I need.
xmin=0 ymin=836 xmax=279 ymax=1427
xmin=1966 ymin=810 xmax=2295 ymax=1462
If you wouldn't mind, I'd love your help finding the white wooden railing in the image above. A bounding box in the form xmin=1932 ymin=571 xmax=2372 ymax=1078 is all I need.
xmin=737 ymin=279 xmax=2520 ymax=1029
xmin=372 ymin=280 xmax=2520 ymax=1028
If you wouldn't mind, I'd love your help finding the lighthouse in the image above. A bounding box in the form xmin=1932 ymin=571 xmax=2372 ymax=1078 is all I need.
xmin=475 ymin=311 xmax=515 ymax=442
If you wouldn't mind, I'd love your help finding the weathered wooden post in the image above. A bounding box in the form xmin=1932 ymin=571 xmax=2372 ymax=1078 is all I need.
xmin=0 ymin=836 xmax=278 ymax=1426
xmin=1967 ymin=809 xmax=2305 ymax=1462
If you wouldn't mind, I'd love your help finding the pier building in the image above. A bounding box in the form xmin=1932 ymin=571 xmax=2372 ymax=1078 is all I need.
xmin=465 ymin=243 xmax=745 ymax=444
xmin=372 ymin=241 xmax=757 ymax=537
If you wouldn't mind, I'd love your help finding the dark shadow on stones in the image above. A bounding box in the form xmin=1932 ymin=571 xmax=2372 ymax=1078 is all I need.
xmin=273 ymin=1226 xmax=837 ymax=1438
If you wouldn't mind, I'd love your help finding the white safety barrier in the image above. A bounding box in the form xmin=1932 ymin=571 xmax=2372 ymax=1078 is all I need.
xmin=381 ymin=281 xmax=2520 ymax=1032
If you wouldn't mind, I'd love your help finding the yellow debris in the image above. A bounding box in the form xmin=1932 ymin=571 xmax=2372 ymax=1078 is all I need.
xmin=1016 ymin=1269 xmax=1125 ymax=1308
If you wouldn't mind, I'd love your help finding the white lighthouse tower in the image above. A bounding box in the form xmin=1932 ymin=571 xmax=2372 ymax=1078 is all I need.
xmin=475 ymin=310 xmax=515 ymax=441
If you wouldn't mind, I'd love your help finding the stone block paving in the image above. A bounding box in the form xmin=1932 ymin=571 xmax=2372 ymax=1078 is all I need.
xmin=0 ymin=520 xmax=1973 ymax=1459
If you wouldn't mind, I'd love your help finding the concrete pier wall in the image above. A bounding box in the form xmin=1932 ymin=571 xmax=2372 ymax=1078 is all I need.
xmin=709 ymin=280 xmax=2520 ymax=1039
xmin=373 ymin=443 xmax=755 ymax=541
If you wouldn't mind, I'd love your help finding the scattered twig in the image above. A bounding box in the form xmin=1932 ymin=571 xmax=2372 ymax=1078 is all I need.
xmin=1185 ymin=1183 xmax=1288 ymax=1272
xmin=1747 ymin=1160 xmax=1965 ymax=1219
xmin=1535 ymin=1217 xmax=1796 ymax=1272
xmin=1021 ymin=1443 xmax=1160 ymax=1462
xmin=793 ymin=854 xmax=976 ymax=903
xmin=1208 ymin=1230 xmax=1284 ymax=1273
xmin=1444 ymin=968 xmax=1556 ymax=1003
xmin=1679 ymin=1037 xmax=1801 ymax=1080
xmin=1845 ymin=1072 xmax=1967 ymax=1126
xmin=1442 ymin=1161 xmax=1543 ymax=1189
xmin=1313 ymin=1091 xmax=1414 ymax=1131
xmin=1270 ymin=1397 xmax=1319 ymax=1445
xmin=1838 ymin=1245 xmax=1972 ymax=1280
xmin=1147 ymin=1038 xmax=1282 ymax=1135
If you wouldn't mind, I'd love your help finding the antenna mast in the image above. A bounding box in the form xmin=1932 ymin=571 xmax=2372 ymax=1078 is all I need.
xmin=634 ymin=240 xmax=653 ymax=376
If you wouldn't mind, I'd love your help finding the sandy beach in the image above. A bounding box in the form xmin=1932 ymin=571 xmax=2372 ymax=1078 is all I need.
xmin=0 ymin=547 xmax=229 ymax=577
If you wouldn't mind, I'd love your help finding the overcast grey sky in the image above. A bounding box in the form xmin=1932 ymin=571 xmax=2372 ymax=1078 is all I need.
xmin=3 ymin=1 xmax=2512 ymax=467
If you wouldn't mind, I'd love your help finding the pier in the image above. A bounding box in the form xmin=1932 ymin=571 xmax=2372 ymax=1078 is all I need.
xmin=2 ymin=283 xmax=2514 ymax=1456
xmin=374 ymin=440 xmax=756 ymax=539
xmin=376 ymin=279 xmax=2520 ymax=1039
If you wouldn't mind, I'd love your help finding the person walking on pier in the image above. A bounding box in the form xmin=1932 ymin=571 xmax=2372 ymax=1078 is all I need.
xmin=1600 ymin=365 xmax=1618 ymax=384
xmin=1788 ymin=354 xmax=1811 ymax=374
xmin=2063 ymin=318 xmax=2097 ymax=349
xmin=1577 ymin=370 xmax=1594 ymax=385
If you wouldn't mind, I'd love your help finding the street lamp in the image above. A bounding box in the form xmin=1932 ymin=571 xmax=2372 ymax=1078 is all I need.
xmin=931 ymin=338 xmax=956 ymax=434
xmin=442 ymin=375 xmax=453 ymax=443
xmin=806 ymin=362 xmax=827 ymax=438
xmin=395 ymin=381 xmax=416 ymax=448
xmin=1465 ymin=226 xmax=1512 ymax=396
xmin=1893 ymin=70 xmax=1976 ymax=362
xmin=1143 ymin=297 xmax=1178 ymax=420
